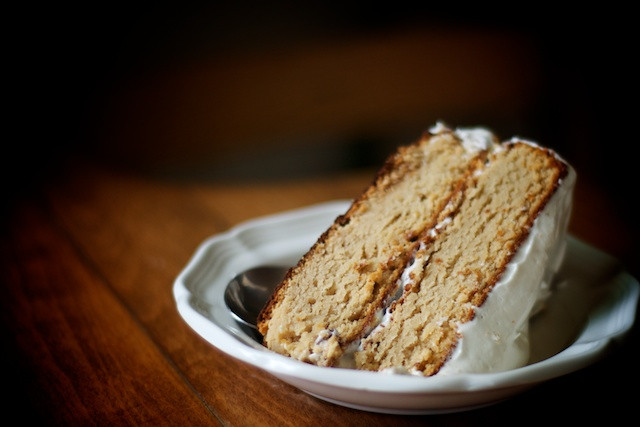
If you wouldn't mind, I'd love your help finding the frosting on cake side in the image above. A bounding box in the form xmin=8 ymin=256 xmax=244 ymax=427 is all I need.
xmin=437 ymin=164 xmax=575 ymax=374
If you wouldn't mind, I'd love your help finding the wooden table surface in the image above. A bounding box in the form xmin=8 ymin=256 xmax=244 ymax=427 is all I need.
xmin=2 ymin=160 xmax=638 ymax=426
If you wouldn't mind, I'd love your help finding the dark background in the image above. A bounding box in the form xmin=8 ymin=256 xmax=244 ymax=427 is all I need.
xmin=7 ymin=3 xmax=637 ymax=274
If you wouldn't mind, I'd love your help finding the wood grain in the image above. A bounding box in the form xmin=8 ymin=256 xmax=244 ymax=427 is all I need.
xmin=1 ymin=199 xmax=219 ymax=425
xmin=1 ymin=163 xmax=637 ymax=426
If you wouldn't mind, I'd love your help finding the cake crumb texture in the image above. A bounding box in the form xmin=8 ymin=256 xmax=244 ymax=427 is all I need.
xmin=257 ymin=127 xmax=568 ymax=375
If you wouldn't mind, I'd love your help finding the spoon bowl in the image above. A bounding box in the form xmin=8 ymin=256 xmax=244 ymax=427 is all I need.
xmin=224 ymin=265 xmax=289 ymax=332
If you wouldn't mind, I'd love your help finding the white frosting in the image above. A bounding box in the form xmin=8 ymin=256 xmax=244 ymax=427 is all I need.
xmin=437 ymin=166 xmax=576 ymax=375
xmin=429 ymin=216 xmax=452 ymax=237
xmin=508 ymin=136 xmax=542 ymax=149
xmin=381 ymin=366 xmax=421 ymax=375
xmin=455 ymin=127 xmax=497 ymax=153
xmin=429 ymin=121 xmax=498 ymax=154
xmin=429 ymin=121 xmax=450 ymax=135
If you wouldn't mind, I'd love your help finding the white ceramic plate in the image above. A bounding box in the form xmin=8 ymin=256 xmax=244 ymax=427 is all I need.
xmin=173 ymin=200 xmax=639 ymax=414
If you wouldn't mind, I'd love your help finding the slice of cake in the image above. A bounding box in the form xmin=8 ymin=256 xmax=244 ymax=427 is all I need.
xmin=257 ymin=123 xmax=575 ymax=376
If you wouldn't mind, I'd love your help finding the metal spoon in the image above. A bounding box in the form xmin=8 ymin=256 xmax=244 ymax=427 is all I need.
xmin=224 ymin=265 xmax=289 ymax=332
